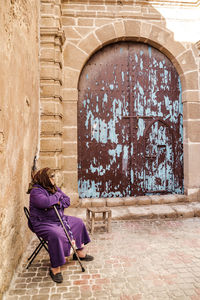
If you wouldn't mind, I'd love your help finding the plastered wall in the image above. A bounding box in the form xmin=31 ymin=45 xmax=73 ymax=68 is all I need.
xmin=0 ymin=0 xmax=40 ymax=297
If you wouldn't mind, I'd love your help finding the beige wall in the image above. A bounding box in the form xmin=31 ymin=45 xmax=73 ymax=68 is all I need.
xmin=0 ymin=0 xmax=40 ymax=297
xmin=60 ymin=0 xmax=200 ymax=204
xmin=39 ymin=0 xmax=64 ymax=179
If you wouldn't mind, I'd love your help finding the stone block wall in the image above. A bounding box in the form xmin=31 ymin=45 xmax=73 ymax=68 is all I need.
xmin=60 ymin=0 xmax=200 ymax=204
xmin=39 ymin=0 xmax=65 ymax=181
xmin=0 ymin=0 xmax=40 ymax=297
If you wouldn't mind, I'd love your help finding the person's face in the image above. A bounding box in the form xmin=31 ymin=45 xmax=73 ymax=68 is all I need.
xmin=49 ymin=173 xmax=55 ymax=185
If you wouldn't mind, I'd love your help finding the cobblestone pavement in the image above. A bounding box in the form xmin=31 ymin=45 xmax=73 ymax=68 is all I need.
xmin=4 ymin=218 xmax=200 ymax=300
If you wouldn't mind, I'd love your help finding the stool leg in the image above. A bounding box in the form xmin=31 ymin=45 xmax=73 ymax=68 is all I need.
xmin=91 ymin=212 xmax=95 ymax=234
xmin=108 ymin=211 xmax=111 ymax=233
xmin=103 ymin=212 xmax=106 ymax=225
xmin=86 ymin=209 xmax=90 ymax=230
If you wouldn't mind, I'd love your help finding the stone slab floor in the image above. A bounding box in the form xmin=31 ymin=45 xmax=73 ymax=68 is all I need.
xmin=4 ymin=218 xmax=200 ymax=300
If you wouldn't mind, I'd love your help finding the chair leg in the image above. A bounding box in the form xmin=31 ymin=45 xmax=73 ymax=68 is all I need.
xmin=43 ymin=242 xmax=49 ymax=253
xmin=28 ymin=242 xmax=43 ymax=261
xmin=24 ymin=207 xmax=49 ymax=268
xmin=26 ymin=240 xmax=48 ymax=269
xmin=38 ymin=238 xmax=49 ymax=253
xmin=26 ymin=243 xmax=44 ymax=269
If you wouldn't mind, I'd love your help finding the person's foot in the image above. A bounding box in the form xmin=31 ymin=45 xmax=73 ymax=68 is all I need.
xmin=49 ymin=268 xmax=63 ymax=283
xmin=73 ymin=253 xmax=94 ymax=261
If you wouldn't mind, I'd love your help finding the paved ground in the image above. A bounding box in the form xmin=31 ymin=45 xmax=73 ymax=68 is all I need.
xmin=4 ymin=217 xmax=200 ymax=300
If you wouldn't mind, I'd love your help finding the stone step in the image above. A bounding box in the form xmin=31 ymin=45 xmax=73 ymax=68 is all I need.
xmin=79 ymin=194 xmax=188 ymax=208
xmin=66 ymin=201 xmax=200 ymax=221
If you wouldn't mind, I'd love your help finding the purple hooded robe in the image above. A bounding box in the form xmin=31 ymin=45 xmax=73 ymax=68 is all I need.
xmin=29 ymin=184 xmax=91 ymax=268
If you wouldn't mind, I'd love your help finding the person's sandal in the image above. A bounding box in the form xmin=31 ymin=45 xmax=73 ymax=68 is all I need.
xmin=49 ymin=268 xmax=63 ymax=283
xmin=73 ymin=253 xmax=94 ymax=261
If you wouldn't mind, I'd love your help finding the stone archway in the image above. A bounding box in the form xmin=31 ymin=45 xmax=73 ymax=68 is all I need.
xmin=62 ymin=20 xmax=199 ymax=203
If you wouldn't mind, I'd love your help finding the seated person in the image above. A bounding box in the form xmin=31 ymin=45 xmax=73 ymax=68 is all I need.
xmin=27 ymin=167 xmax=93 ymax=283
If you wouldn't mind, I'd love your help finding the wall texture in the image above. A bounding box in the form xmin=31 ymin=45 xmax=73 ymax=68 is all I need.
xmin=0 ymin=0 xmax=40 ymax=297
xmin=57 ymin=0 xmax=200 ymax=205
xmin=1 ymin=0 xmax=199 ymax=295
xmin=39 ymin=0 xmax=65 ymax=181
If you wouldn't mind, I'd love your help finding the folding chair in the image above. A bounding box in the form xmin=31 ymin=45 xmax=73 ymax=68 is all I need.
xmin=24 ymin=207 xmax=49 ymax=269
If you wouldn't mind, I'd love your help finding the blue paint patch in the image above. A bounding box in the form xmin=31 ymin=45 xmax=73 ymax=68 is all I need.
xmin=145 ymin=107 xmax=151 ymax=116
xmin=131 ymin=169 xmax=134 ymax=184
xmin=131 ymin=143 xmax=134 ymax=156
xmin=164 ymin=69 xmax=169 ymax=85
xmin=109 ymin=84 xmax=114 ymax=90
xmin=123 ymin=145 xmax=129 ymax=159
xmin=138 ymin=82 xmax=144 ymax=96
xmin=122 ymin=145 xmax=129 ymax=174
xmin=100 ymin=119 xmax=107 ymax=143
xmin=108 ymin=144 xmax=122 ymax=164
xmin=153 ymin=57 xmax=158 ymax=67
xmin=90 ymin=118 xmax=100 ymax=142
xmin=157 ymin=102 xmax=163 ymax=117
xmin=121 ymin=71 xmax=125 ymax=82
xmin=103 ymin=93 xmax=108 ymax=103
xmin=134 ymin=88 xmax=144 ymax=116
xmin=78 ymin=180 xmax=101 ymax=198
xmin=85 ymin=110 xmax=93 ymax=130
xmin=140 ymin=59 xmax=143 ymax=71
xmin=137 ymin=119 xmax=145 ymax=139
xmin=108 ymin=119 xmax=118 ymax=143
xmin=148 ymin=46 xmax=152 ymax=58
xmin=106 ymin=165 xmax=111 ymax=171
xmin=90 ymin=163 xmax=106 ymax=176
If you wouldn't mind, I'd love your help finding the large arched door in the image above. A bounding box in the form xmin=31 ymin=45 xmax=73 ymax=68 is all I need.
xmin=78 ymin=42 xmax=183 ymax=198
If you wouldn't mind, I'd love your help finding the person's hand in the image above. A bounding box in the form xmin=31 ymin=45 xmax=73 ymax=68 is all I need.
xmin=55 ymin=192 xmax=64 ymax=205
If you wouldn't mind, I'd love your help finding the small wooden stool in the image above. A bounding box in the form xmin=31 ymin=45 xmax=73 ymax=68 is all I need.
xmin=86 ymin=207 xmax=112 ymax=234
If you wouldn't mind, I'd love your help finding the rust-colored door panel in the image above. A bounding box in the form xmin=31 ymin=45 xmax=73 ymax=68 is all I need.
xmin=78 ymin=42 xmax=183 ymax=198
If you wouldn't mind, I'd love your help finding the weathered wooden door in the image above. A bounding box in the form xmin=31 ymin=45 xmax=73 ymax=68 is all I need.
xmin=78 ymin=42 xmax=183 ymax=198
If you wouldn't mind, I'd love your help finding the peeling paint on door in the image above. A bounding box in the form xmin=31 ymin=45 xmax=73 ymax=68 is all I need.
xmin=78 ymin=42 xmax=183 ymax=198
